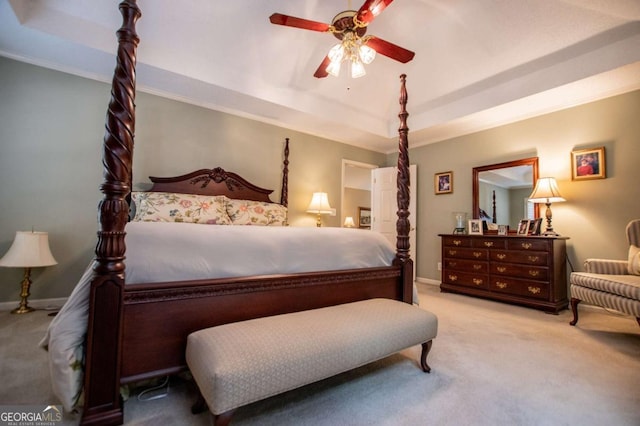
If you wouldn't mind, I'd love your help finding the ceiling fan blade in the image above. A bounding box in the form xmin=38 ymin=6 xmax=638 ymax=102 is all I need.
xmin=356 ymin=0 xmax=394 ymax=25
xmin=313 ymin=56 xmax=331 ymax=78
xmin=269 ymin=13 xmax=331 ymax=32
xmin=365 ymin=36 xmax=415 ymax=63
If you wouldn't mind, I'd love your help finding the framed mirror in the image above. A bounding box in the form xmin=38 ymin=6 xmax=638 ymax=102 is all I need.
xmin=472 ymin=157 xmax=539 ymax=231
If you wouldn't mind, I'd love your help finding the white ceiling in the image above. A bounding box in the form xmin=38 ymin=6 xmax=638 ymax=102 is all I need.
xmin=1 ymin=0 xmax=639 ymax=153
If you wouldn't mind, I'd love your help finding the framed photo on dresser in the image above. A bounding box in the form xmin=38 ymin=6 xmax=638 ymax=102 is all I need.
xmin=529 ymin=218 xmax=543 ymax=235
xmin=468 ymin=219 xmax=483 ymax=235
xmin=517 ymin=219 xmax=530 ymax=236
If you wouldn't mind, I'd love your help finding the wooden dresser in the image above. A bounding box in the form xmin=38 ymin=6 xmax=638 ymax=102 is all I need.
xmin=439 ymin=234 xmax=568 ymax=313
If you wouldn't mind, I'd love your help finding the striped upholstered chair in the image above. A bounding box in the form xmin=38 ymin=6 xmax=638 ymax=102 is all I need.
xmin=569 ymin=219 xmax=640 ymax=327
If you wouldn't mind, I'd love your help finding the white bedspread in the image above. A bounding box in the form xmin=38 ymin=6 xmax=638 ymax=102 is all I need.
xmin=125 ymin=222 xmax=396 ymax=283
xmin=40 ymin=222 xmax=398 ymax=412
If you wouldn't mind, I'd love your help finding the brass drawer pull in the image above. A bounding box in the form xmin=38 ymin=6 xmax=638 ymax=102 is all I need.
xmin=484 ymin=241 xmax=494 ymax=247
xmin=496 ymin=253 xmax=506 ymax=260
xmin=473 ymin=264 xmax=482 ymax=270
xmin=496 ymin=282 xmax=508 ymax=289
xmin=472 ymin=278 xmax=483 ymax=285
xmin=528 ymin=286 xmax=541 ymax=294
xmin=529 ymin=270 xmax=540 ymax=277
xmin=521 ymin=242 xmax=532 ymax=249
xmin=453 ymin=239 xmax=462 ymax=246
xmin=448 ymin=275 xmax=458 ymax=281
xmin=450 ymin=262 xmax=457 ymax=267
xmin=448 ymin=250 xmax=457 ymax=256
xmin=497 ymin=266 xmax=507 ymax=273
xmin=528 ymin=256 xmax=539 ymax=262
xmin=473 ymin=252 xmax=483 ymax=258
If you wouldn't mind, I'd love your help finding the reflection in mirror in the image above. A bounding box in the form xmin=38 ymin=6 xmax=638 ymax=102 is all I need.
xmin=473 ymin=157 xmax=539 ymax=231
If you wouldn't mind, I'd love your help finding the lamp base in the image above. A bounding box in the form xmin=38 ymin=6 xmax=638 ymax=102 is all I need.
xmin=11 ymin=267 xmax=35 ymax=314
xmin=453 ymin=227 xmax=466 ymax=234
xmin=11 ymin=305 xmax=35 ymax=314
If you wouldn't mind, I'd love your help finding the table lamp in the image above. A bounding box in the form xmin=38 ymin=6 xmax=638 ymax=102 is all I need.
xmin=528 ymin=178 xmax=566 ymax=236
xmin=344 ymin=216 xmax=355 ymax=228
xmin=306 ymin=192 xmax=332 ymax=227
xmin=0 ymin=231 xmax=57 ymax=314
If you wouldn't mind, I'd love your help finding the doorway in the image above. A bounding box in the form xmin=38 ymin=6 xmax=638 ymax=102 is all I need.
xmin=341 ymin=159 xmax=378 ymax=228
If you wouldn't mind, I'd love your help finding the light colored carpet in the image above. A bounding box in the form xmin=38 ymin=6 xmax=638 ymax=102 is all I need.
xmin=1 ymin=283 xmax=638 ymax=425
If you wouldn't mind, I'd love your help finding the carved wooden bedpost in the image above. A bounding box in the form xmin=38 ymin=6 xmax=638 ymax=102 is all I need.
xmin=82 ymin=1 xmax=140 ymax=425
xmin=280 ymin=137 xmax=289 ymax=207
xmin=394 ymin=74 xmax=414 ymax=304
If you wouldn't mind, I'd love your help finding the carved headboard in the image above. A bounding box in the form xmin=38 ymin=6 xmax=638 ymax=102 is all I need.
xmin=148 ymin=167 xmax=276 ymax=203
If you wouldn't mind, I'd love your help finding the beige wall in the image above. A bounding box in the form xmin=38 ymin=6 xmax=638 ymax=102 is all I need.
xmin=0 ymin=57 xmax=385 ymax=302
xmin=391 ymin=89 xmax=640 ymax=282
xmin=1 ymin=56 xmax=639 ymax=304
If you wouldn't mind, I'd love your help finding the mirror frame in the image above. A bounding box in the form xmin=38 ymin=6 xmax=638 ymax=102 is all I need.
xmin=472 ymin=157 xmax=540 ymax=223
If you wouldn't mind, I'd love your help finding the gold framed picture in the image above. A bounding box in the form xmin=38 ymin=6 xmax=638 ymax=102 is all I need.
xmin=571 ymin=147 xmax=605 ymax=180
xmin=435 ymin=171 xmax=453 ymax=195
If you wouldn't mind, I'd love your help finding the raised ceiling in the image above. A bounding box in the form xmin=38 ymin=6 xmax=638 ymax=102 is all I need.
xmin=1 ymin=0 xmax=639 ymax=153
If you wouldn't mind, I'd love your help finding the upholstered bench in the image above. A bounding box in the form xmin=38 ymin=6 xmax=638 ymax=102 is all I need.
xmin=186 ymin=298 xmax=438 ymax=425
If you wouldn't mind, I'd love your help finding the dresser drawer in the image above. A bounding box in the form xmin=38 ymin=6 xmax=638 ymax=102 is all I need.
xmin=442 ymin=270 xmax=489 ymax=290
xmin=490 ymin=250 xmax=548 ymax=266
xmin=444 ymin=258 xmax=489 ymax=273
xmin=443 ymin=247 xmax=488 ymax=261
xmin=490 ymin=263 xmax=549 ymax=281
xmin=490 ymin=277 xmax=550 ymax=300
xmin=442 ymin=236 xmax=472 ymax=248
xmin=471 ymin=238 xmax=506 ymax=249
xmin=507 ymin=239 xmax=550 ymax=252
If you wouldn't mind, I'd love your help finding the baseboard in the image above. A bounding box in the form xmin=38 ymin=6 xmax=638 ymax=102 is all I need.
xmin=0 ymin=297 xmax=67 ymax=313
xmin=416 ymin=277 xmax=440 ymax=286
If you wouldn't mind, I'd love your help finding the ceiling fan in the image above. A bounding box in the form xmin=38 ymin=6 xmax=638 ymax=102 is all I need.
xmin=269 ymin=0 xmax=415 ymax=78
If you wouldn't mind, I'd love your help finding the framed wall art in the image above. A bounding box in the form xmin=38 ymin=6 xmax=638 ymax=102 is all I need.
xmin=571 ymin=147 xmax=605 ymax=180
xmin=435 ymin=171 xmax=453 ymax=194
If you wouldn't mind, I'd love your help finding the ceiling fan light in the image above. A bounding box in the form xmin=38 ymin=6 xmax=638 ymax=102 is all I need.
xmin=326 ymin=60 xmax=341 ymax=77
xmin=328 ymin=43 xmax=345 ymax=63
xmin=359 ymin=44 xmax=376 ymax=64
xmin=351 ymin=59 xmax=366 ymax=78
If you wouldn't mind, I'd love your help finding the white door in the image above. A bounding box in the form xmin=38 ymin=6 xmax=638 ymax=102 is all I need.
xmin=371 ymin=165 xmax=417 ymax=278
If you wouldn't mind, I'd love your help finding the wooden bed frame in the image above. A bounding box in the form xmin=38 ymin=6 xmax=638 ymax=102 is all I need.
xmin=81 ymin=2 xmax=413 ymax=425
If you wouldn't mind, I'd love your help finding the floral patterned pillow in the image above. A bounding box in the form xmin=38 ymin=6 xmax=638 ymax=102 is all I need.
xmin=226 ymin=199 xmax=288 ymax=226
xmin=131 ymin=192 xmax=231 ymax=224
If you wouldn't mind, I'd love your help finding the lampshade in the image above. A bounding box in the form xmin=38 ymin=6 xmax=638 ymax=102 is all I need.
xmin=0 ymin=231 xmax=57 ymax=268
xmin=528 ymin=177 xmax=566 ymax=203
xmin=359 ymin=44 xmax=376 ymax=64
xmin=306 ymin=192 xmax=332 ymax=214
xmin=351 ymin=59 xmax=366 ymax=78
xmin=344 ymin=216 xmax=355 ymax=228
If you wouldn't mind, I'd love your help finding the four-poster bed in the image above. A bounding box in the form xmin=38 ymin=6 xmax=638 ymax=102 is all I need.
xmin=43 ymin=2 xmax=414 ymax=425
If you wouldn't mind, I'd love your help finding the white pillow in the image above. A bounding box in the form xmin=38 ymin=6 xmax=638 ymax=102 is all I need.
xmin=628 ymin=245 xmax=640 ymax=275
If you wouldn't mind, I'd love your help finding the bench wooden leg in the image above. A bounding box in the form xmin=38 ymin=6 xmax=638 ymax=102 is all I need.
xmin=213 ymin=410 xmax=236 ymax=426
xmin=192 ymin=391 xmax=235 ymax=426
xmin=420 ymin=340 xmax=433 ymax=373
xmin=191 ymin=392 xmax=208 ymax=414
xmin=569 ymin=297 xmax=581 ymax=326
